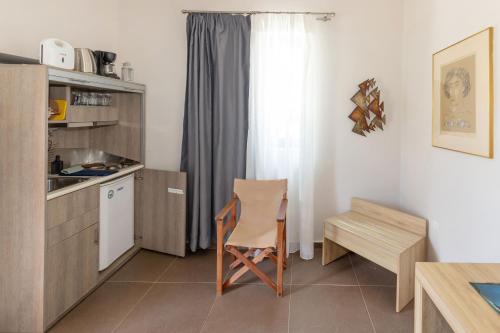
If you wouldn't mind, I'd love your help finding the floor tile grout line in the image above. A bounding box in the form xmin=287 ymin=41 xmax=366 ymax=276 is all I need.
xmin=110 ymin=282 xmax=155 ymax=333
xmin=110 ymin=257 xmax=178 ymax=333
xmin=155 ymin=257 xmax=178 ymax=282
xmin=156 ymin=281 xmax=216 ymax=284
xmin=289 ymin=283 xmax=394 ymax=287
xmin=105 ymin=280 xmax=394 ymax=287
xmin=106 ymin=280 xmax=156 ymax=284
xmin=349 ymin=254 xmax=377 ymax=333
xmin=198 ymin=295 xmax=218 ymax=333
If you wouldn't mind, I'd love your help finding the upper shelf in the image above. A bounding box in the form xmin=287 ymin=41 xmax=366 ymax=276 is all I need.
xmin=48 ymin=67 xmax=146 ymax=94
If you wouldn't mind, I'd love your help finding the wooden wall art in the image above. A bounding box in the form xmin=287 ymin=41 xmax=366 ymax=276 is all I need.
xmin=349 ymin=78 xmax=386 ymax=136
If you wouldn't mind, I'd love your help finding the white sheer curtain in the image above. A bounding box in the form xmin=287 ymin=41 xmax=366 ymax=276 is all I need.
xmin=246 ymin=14 xmax=318 ymax=260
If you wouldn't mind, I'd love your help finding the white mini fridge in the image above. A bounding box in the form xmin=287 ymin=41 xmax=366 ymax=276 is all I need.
xmin=99 ymin=174 xmax=135 ymax=271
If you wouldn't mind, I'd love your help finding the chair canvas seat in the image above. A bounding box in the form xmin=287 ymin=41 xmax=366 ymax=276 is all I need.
xmin=225 ymin=218 xmax=277 ymax=249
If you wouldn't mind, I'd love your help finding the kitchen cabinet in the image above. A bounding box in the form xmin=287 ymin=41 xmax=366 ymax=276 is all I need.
xmin=0 ymin=64 xmax=147 ymax=333
xmin=44 ymin=224 xmax=99 ymax=324
xmin=138 ymin=169 xmax=187 ymax=257
xmin=0 ymin=64 xmax=186 ymax=332
xmin=0 ymin=65 xmax=47 ymax=333
xmin=44 ymin=185 xmax=100 ymax=325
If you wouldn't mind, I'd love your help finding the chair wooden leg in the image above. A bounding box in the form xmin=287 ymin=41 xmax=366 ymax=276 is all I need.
xmin=229 ymin=204 xmax=238 ymax=264
xmin=216 ymin=223 xmax=224 ymax=296
xmin=226 ymin=246 xmax=277 ymax=291
xmin=229 ymin=248 xmax=254 ymax=270
xmin=269 ymin=253 xmax=287 ymax=269
xmin=283 ymin=223 xmax=287 ymax=269
xmin=224 ymin=248 xmax=271 ymax=289
xmin=277 ymin=222 xmax=285 ymax=296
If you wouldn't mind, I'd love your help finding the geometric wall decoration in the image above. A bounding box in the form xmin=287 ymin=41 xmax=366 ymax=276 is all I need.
xmin=349 ymin=78 xmax=386 ymax=136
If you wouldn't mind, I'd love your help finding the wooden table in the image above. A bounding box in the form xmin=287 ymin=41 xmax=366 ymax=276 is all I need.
xmin=415 ymin=263 xmax=500 ymax=333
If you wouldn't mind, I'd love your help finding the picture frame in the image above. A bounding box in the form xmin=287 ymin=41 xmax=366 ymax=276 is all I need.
xmin=432 ymin=27 xmax=494 ymax=158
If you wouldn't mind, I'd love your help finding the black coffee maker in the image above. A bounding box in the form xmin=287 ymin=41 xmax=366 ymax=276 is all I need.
xmin=94 ymin=51 xmax=120 ymax=79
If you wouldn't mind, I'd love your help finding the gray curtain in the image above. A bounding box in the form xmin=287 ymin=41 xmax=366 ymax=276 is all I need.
xmin=181 ymin=13 xmax=251 ymax=252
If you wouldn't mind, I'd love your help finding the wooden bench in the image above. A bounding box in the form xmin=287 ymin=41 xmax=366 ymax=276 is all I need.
xmin=322 ymin=198 xmax=427 ymax=312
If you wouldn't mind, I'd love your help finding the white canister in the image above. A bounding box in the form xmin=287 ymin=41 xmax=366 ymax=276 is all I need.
xmin=121 ymin=62 xmax=134 ymax=82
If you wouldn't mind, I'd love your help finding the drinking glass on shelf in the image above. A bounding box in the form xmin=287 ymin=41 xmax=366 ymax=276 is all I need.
xmin=100 ymin=93 xmax=108 ymax=106
xmin=79 ymin=92 xmax=87 ymax=106
xmin=90 ymin=92 xmax=98 ymax=106
xmin=97 ymin=93 xmax=103 ymax=106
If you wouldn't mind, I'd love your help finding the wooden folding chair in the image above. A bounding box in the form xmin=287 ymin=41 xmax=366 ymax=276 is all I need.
xmin=215 ymin=179 xmax=288 ymax=296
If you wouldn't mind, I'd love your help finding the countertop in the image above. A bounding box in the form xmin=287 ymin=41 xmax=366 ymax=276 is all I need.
xmin=47 ymin=164 xmax=144 ymax=200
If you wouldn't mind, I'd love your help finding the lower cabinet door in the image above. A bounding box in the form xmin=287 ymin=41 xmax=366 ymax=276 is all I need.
xmin=44 ymin=224 xmax=99 ymax=326
xmin=139 ymin=169 xmax=186 ymax=257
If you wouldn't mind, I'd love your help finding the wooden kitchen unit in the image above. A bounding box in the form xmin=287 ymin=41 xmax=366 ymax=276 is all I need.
xmin=414 ymin=262 xmax=500 ymax=333
xmin=0 ymin=65 xmax=186 ymax=332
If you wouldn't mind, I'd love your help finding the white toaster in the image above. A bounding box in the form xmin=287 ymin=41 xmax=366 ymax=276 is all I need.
xmin=39 ymin=38 xmax=74 ymax=69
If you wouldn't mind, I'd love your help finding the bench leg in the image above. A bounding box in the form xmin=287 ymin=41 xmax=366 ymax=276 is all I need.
xmin=396 ymin=239 xmax=426 ymax=312
xmin=396 ymin=263 xmax=412 ymax=312
xmin=322 ymin=237 xmax=349 ymax=266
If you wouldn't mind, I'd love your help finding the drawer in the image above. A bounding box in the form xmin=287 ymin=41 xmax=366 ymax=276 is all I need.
xmin=47 ymin=208 xmax=98 ymax=248
xmin=47 ymin=184 xmax=99 ymax=229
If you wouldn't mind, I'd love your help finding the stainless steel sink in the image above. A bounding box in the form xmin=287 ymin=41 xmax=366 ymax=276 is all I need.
xmin=47 ymin=177 xmax=89 ymax=192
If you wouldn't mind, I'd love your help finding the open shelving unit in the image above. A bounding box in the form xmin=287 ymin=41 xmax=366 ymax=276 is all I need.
xmin=48 ymin=67 xmax=145 ymax=129
xmin=48 ymin=85 xmax=119 ymax=126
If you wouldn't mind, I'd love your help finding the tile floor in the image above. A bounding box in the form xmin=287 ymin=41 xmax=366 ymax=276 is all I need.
xmin=49 ymin=248 xmax=414 ymax=333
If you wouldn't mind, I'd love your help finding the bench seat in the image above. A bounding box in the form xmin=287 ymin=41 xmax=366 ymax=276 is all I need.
xmin=331 ymin=212 xmax=422 ymax=251
xmin=323 ymin=198 xmax=427 ymax=312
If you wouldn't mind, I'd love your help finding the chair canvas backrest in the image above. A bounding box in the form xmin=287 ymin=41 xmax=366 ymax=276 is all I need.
xmin=234 ymin=179 xmax=287 ymax=227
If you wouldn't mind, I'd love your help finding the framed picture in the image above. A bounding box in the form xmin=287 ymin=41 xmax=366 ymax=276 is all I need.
xmin=432 ymin=27 xmax=494 ymax=158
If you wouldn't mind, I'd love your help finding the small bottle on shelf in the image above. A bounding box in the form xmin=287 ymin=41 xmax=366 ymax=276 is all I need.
xmin=50 ymin=155 xmax=64 ymax=175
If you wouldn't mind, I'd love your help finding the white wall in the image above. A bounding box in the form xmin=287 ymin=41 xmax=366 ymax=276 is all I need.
xmin=0 ymin=0 xmax=403 ymax=243
xmin=0 ymin=0 xmax=121 ymax=60
xmin=2 ymin=0 xmax=498 ymax=260
xmin=401 ymin=0 xmax=500 ymax=262
xmin=0 ymin=0 xmax=403 ymax=242
xmin=117 ymin=0 xmax=404 ymax=240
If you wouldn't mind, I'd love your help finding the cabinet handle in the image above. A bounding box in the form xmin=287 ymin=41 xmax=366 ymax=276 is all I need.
xmin=94 ymin=228 xmax=99 ymax=245
xmin=135 ymin=176 xmax=143 ymax=180
xmin=70 ymin=78 xmax=90 ymax=84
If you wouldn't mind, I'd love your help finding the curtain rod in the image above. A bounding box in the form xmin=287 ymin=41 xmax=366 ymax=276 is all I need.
xmin=181 ymin=9 xmax=335 ymax=21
